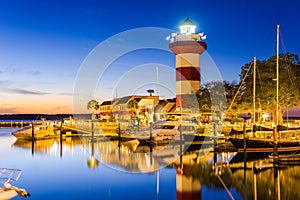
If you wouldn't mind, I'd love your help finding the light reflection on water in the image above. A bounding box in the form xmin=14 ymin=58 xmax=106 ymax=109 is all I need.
xmin=2 ymin=128 xmax=300 ymax=199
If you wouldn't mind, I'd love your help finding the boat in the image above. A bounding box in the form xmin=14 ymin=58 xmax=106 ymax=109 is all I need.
xmin=0 ymin=168 xmax=30 ymax=199
xmin=131 ymin=120 xmax=195 ymax=144
xmin=12 ymin=122 xmax=59 ymax=140
xmin=229 ymin=25 xmax=300 ymax=153
xmin=131 ymin=120 xmax=217 ymax=146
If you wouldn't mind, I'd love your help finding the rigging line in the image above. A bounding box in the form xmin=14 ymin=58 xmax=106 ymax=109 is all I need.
xmin=284 ymin=56 xmax=299 ymax=102
xmin=228 ymin=62 xmax=253 ymax=111
xmin=280 ymin=30 xmax=300 ymax=103
xmin=279 ymin=31 xmax=287 ymax=55
xmin=216 ymin=174 xmax=235 ymax=200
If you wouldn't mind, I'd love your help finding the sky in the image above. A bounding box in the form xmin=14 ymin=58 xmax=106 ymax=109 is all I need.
xmin=1 ymin=0 xmax=300 ymax=114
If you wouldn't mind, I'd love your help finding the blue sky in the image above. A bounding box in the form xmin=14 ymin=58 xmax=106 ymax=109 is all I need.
xmin=1 ymin=0 xmax=300 ymax=113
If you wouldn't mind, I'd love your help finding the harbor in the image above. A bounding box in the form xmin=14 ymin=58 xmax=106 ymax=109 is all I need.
xmin=2 ymin=126 xmax=300 ymax=199
xmin=2 ymin=1 xmax=300 ymax=199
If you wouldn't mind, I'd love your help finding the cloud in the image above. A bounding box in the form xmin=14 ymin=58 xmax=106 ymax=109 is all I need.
xmin=58 ymin=92 xmax=73 ymax=96
xmin=32 ymin=70 xmax=41 ymax=76
xmin=4 ymin=88 xmax=50 ymax=95
xmin=0 ymin=80 xmax=10 ymax=85
xmin=0 ymin=106 xmax=21 ymax=114
xmin=0 ymin=68 xmax=16 ymax=74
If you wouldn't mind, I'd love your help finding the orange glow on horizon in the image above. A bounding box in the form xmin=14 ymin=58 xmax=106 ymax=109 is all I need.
xmin=0 ymin=95 xmax=73 ymax=114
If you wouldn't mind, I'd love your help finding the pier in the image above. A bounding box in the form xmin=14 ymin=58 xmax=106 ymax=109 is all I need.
xmin=0 ymin=121 xmax=38 ymax=128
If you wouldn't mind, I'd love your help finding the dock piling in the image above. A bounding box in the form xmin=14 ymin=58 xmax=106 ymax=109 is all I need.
xmin=273 ymin=127 xmax=278 ymax=159
xmin=118 ymin=123 xmax=121 ymax=148
xmin=213 ymin=122 xmax=217 ymax=146
xmin=31 ymin=121 xmax=34 ymax=140
xmin=150 ymin=122 xmax=153 ymax=142
xmin=243 ymin=123 xmax=247 ymax=151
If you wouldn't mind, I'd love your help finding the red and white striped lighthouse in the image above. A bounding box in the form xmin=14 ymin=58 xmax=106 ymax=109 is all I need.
xmin=169 ymin=18 xmax=207 ymax=110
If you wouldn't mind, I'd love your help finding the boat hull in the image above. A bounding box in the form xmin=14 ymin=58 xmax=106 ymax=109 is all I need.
xmin=229 ymin=138 xmax=300 ymax=153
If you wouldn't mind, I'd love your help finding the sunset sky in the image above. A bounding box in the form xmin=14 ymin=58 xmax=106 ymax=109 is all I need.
xmin=1 ymin=0 xmax=300 ymax=114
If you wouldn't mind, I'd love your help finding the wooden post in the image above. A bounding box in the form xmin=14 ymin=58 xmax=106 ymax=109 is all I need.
xmin=60 ymin=121 xmax=63 ymax=157
xmin=273 ymin=164 xmax=280 ymax=200
xmin=213 ymin=122 xmax=217 ymax=146
xmin=273 ymin=126 xmax=278 ymax=158
xmin=179 ymin=124 xmax=183 ymax=169
xmin=253 ymin=163 xmax=257 ymax=200
xmin=243 ymin=122 xmax=247 ymax=183
xmin=31 ymin=121 xmax=34 ymax=140
xmin=31 ymin=139 xmax=34 ymax=156
xmin=118 ymin=123 xmax=121 ymax=148
xmin=91 ymin=121 xmax=94 ymax=139
xmin=243 ymin=123 xmax=247 ymax=152
xmin=179 ymin=124 xmax=182 ymax=142
xmin=150 ymin=122 xmax=153 ymax=142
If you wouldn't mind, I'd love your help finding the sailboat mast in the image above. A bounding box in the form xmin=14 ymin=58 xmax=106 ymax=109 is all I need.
xmin=253 ymin=56 xmax=256 ymax=124
xmin=156 ymin=65 xmax=159 ymax=97
xmin=276 ymin=24 xmax=280 ymax=126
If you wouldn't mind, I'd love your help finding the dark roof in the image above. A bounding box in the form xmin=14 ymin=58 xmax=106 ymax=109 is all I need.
xmin=133 ymin=97 xmax=142 ymax=102
xmin=115 ymin=96 xmax=132 ymax=104
xmin=100 ymin=101 xmax=112 ymax=106
xmin=180 ymin=18 xmax=195 ymax=26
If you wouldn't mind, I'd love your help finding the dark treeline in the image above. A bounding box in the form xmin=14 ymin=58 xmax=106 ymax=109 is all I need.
xmin=0 ymin=114 xmax=91 ymax=121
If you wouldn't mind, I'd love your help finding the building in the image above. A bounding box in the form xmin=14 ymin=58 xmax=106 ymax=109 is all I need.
xmin=98 ymin=100 xmax=113 ymax=121
xmin=111 ymin=95 xmax=159 ymax=124
xmin=154 ymin=99 xmax=176 ymax=121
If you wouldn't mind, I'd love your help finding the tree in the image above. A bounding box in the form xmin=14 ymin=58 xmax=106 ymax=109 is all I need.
xmin=237 ymin=53 xmax=300 ymax=123
xmin=127 ymin=99 xmax=139 ymax=120
xmin=147 ymin=89 xmax=155 ymax=96
xmin=87 ymin=99 xmax=100 ymax=120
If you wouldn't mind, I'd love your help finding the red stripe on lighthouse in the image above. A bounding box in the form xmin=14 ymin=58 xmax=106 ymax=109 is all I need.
xmin=176 ymin=67 xmax=200 ymax=81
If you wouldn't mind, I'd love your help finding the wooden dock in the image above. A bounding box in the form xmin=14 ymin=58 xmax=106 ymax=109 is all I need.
xmin=0 ymin=121 xmax=36 ymax=128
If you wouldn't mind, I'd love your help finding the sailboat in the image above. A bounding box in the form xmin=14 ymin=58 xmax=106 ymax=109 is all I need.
xmin=229 ymin=25 xmax=300 ymax=153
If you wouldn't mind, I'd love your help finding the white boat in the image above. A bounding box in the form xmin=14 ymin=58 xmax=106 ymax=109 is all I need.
xmin=0 ymin=168 xmax=30 ymax=199
xmin=133 ymin=120 xmax=197 ymax=143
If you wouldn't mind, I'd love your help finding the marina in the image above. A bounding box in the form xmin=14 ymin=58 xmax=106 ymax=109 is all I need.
xmin=2 ymin=126 xmax=300 ymax=199
xmin=2 ymin=1 xmax=300 ymax=199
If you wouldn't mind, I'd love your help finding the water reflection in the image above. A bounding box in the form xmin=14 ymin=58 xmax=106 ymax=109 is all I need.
xmin=11 ymin=136 xmax=300 ymax=199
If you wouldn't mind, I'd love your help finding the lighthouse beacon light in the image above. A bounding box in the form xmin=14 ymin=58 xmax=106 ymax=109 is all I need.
xmin=166 ymin=18 xmax=207 ymax=43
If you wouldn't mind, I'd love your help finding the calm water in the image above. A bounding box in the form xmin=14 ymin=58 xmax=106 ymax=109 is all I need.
xmin=1 ymin=128 xmax=300 ymax=200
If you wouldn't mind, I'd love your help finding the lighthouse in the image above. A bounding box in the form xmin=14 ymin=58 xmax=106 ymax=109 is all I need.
xmin=168 ymin=18 xmax=207 ymax=110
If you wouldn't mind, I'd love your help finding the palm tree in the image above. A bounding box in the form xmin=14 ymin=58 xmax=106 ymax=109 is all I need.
xmin=127 ymin=99 xmax=139 ymax=122
xmin=87 ymin=99 xmax=100 ymax=120
xmin=147 ymin=89 xmax=155 ymax=96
